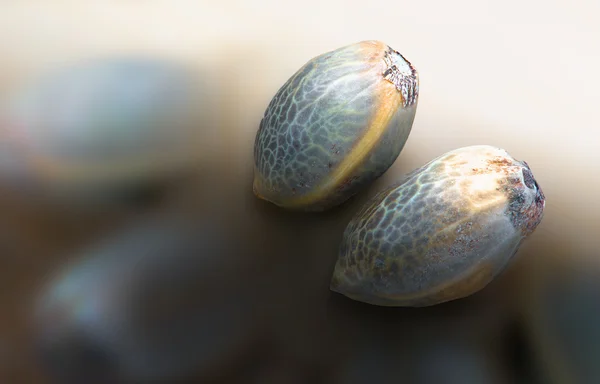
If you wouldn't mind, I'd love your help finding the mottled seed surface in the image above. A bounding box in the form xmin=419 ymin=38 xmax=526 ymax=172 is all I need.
xmin=253 ymin=40 xmax=419 ymax=211
xmin=330 ymin=145 xmax=546 ymax=307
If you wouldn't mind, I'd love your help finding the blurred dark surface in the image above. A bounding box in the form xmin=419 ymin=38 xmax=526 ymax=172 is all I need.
xmin=0 ymin=162 xmax=577 ymax=384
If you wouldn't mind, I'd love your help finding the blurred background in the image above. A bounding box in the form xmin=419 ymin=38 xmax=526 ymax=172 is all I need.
xmin=0 ymin=1 xmax=598 ymax=383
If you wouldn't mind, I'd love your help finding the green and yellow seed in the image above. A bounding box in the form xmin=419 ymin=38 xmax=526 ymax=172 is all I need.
xmin=253 ymin=40 xmax=419 ymax=212
xmin=330 ymin=145 xmax=546 ymax=307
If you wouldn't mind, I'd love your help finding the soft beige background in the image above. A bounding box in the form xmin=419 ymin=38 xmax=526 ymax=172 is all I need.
xmin=3 ymin=0 xmax=596 ymax=249
xmin=0 ymin=1 xmax=598 ymax=383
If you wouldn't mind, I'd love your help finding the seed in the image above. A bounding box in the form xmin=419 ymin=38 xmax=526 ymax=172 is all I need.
xmin=32 ymin=217 xmax=261 ymax=382
xmin=253 ymin=40 xmax=419 ymax=212
xmin=0 ymin=58 xmax=209 ymax=204
xmin=330 ymin=145 xmax=546 ymax=307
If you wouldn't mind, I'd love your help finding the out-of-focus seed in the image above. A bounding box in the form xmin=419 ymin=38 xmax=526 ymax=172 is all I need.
xmin=0 ymin=58 xmax=210 ymax=205
xmin=31 ymin=215 xmax=263 ymax=383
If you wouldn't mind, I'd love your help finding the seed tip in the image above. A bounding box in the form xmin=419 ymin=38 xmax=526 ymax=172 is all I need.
xmin=382 ymin=47 xmax=419 ymax=108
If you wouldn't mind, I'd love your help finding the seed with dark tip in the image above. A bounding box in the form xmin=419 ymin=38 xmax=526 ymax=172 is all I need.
xmin=330 ymin=145 xmax=546 ymax=307
xmin=253 ymin=40 xmax=419 ymax=212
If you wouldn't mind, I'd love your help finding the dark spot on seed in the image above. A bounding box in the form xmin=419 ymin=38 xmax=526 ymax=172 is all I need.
xmin=522 ymin=168 xmax=536 ymax=189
